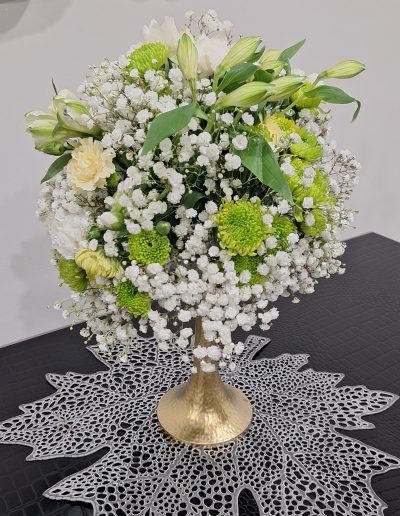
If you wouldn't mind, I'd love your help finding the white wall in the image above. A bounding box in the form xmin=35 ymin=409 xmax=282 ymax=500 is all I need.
xmin=1 ymin=0 xmax=399 ymax=347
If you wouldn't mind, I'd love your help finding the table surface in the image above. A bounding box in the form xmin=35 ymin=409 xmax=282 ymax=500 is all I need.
xmin=0 ymin=232 xmax=399 ymax=516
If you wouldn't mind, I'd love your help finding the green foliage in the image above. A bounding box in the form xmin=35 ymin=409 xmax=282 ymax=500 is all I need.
xmin=128 ymin=229 xmax=171 ymax=265
xmin=41 ymin=153 xmax=72 ymax=183
xmin=304 ymin=85 xmax=361 ymax=122
xmin=57 ymin=259 xmax=87 ymax=292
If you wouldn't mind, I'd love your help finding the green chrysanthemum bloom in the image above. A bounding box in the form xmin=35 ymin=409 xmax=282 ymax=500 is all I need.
xmin=75 ymin=248 xmax=123 ymax=279
xmin=232 ymin=255 xmax=265 ymax=286
xmin=215 ymin=197 xmax=269 ymax=256
xmin=57 ymin=259 xmax=87 ymax=292
xmin=124 ymin=43 xmax=168 ymax=76
xmin=130 ymin=292 xmax=152 ymax=318
xmin=290 ymin=139 xmax=324 ymax=161
xmin=116 ymin=281 xmax=151 ymax=317
xmin=286 ymin=162 xmax=334 ymax=207
xmin=270 ymin=215 xmax=297 ymax=253
xmin=128 ymin=229 xmax=171 ymax=265
xmin=300 ymin=208 xmax=327 ymax=236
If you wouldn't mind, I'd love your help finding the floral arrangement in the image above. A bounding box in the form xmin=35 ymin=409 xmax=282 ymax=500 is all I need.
xmin=27 ymin=10 xmax=365 ymax=371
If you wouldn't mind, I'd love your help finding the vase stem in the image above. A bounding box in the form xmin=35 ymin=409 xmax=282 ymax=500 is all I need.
xmin=157 ymin=317 xmax=253 ymax=446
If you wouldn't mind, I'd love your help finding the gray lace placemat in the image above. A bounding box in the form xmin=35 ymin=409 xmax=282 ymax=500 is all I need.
xmin=0 ymin=335 xmax=399 ymax=516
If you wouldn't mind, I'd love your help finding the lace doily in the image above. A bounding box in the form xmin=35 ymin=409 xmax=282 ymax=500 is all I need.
xmin=0 ymin=335 xmax=399 ymax=516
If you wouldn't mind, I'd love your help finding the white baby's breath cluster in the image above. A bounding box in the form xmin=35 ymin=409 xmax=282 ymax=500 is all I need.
xmin=30 ymin=10 xmax=363 ymax=372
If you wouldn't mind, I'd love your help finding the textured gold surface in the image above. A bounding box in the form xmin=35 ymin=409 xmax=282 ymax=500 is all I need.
xmin=157 ymin=317 xmax=253 ymax=446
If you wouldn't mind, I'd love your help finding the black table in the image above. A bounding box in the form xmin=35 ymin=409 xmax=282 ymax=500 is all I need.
xmin=1 ymin=232 xmax=399 ymax=516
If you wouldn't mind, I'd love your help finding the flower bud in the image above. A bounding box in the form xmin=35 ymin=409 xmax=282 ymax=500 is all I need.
xmin=177 ymin=33 xmax=198 ymax=82
xmin=259 ymin=59 xmax=285 ymax=75
xmin=266 ymin=76 xmax=306 ymax=101
xmin=319 ymin=60 xmax=366 ymax=80
xmin=216 ymin=36 xmax=262 ymax=74
xmin=259 ymin=49 xmax=281 ymax=64
xmin=156 ymin=221 xmax=171 ymax=236
xmin=106 ymin=172 xmax=122 ymax=188
xmin=215 ymin=81 xmax=275 ymax=110
xmin=52 ymin=95 xmax=102 ymax=136
xmin=25 ymin=110 xmax=82 ymax=151
xmin=99 ymin=211 xmax=125 ymax=231
xmin=42 ymin=141 xmax=66 ymax=156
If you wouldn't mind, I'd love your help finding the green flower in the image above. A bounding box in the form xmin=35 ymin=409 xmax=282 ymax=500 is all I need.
xmin=270 ymin=215 xmax=297 ymax=253
xmin=290 ymin=82 xmax=322 ymax=111
xmin=116 ymin=281 xmax=152 ymax=317
xmin=232 ymin=255 xmax=265 ymax=286
xmin=286 ymin=160 xmax=334 ymax=207
xmin=128 ymin=229 xmax=171 ymax=265
xmin=124 ymin=43 xmax=169 ymax=76
xmin=57 ymin=259 xmax=87 ymax=292
xmin=215 ymin=197 xmax=269 ymax=256
xmin=75 ymin=248 xmax=123 ymax=279
xmin=290 ymin=129 xmax=323 ymax=161
xmin=300 ymin=208 xmax=327 ymax=236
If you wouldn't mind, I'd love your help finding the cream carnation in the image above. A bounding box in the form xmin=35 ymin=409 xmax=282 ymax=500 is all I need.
xmin=66 ymin=138 xmax=115 ymax=194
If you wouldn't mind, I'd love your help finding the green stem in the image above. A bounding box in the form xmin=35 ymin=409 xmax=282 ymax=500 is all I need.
xmin=155 ymin=187 xmax=170 ymax=201
xmin=233 ymin=110 xmax=243 ymax=125
xmin=205 ymin=110 xmax=216 ymax=133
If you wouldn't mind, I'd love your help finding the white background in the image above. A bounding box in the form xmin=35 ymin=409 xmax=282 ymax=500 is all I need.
xmin=0 ymin=0 xmax=399 ymax=347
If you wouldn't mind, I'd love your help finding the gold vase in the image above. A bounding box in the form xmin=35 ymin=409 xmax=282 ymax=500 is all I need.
xmin=157 ymin=317 xmax=253 ymax=446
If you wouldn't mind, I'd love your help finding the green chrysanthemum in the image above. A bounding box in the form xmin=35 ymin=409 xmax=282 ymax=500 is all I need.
xmin=286 ymin=161 xmax=334 ymax=207
xmin=116 ymin=281 xmax=152 ymax=317
xmin=215 ymin=197 xmax=269 ymax=256
xmin=290 ymin=129 xmax=323 ymax=161
xmin=124 ymin=43 xmax=168 ymax=76
xmin=57 ymin=259 xmax=87 ymax=292
xmin=232 ymin=255 xmax=265 ymax=286
xmin=300 ymin=208 xmax=327 ymax=236
xmin=290 ymin=82 xmax=322 ymax=111
xmin=128 ymin=229 xmax=171 ymax=265
xmin=271 ymin=215 xmax=297 ymax=252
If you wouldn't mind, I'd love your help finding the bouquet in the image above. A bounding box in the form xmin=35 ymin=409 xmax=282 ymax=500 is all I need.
xmin=27 ymin=10 xmax=364 ymax=372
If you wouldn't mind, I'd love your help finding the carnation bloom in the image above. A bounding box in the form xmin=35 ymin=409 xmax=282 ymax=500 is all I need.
xmin=214 ymin=197 xmax=269 ymax=256
xmin=75 ymin=248 xmax=123 ymax=279
xmin=66 ymin=138 xmax=116 ymax=194
xmin=128 ymin=229 xmax=171 ymax=265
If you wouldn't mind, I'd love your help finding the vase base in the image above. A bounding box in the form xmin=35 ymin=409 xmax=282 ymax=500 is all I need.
xmin=157 ymin=380 xmax=253 ymax=446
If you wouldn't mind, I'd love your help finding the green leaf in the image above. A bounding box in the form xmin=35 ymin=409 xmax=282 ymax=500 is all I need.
xmin=193 ymin=104 xmax=209 ymax=121
xmin=114 ymin=162 xmax=125 ymax=172
xmin=52 ymin=122 xmax=62 ymax=137
xmin=217 ymin=63 xmax=260 ymax=93
xmin=249 ymin=45 xmax=266 ymax=63
xmin=182 ymin=190 xmax=208 ymax=209
xmin=51 ymin=77 xmax=58 ymax=95
xmin=141 ymin=103 xmax=196 ymax=155
xmin=40 ymin=153 xmax=72 ymax=183
xmin=304 ymin=85 xmax=361 ymax=122
xmin=279 ymin=39 xmax=306 ymax=62
xmin=254 ymin=69 xmax=274 ymax=83
xmin=232 ymin=129 xmax=293 ymax=202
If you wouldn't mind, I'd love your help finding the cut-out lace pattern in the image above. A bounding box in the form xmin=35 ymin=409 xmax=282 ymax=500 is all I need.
xmin=0 ymin=335 xmax=399 ymax=515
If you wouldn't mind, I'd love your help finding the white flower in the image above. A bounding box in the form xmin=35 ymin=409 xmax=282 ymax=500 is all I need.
xmin=201 ymin=362 xmax=216 ymax=373
xmin=205 ymin=201 xmax=218 ymax=214
xmin=221 ymin=113 xmax=233 ymax=125
xmin=232 ymin=134 xmax=248 ymax=151
xmin=287 ymin=233 xmax=299 ymax=245
xmin=305 ymin=213 xmax=315 ymax=226
xmin=278 ymin=200 xmax=291 ymax=215
xmin=281 ymin=160 xmax=295 ymax=177
xmin=204 ymin=92 xmax=217 ymax=106
xmin=265 ymin=236 xmax=277 ymax=249
xmin=48 ymin=208 xmax=88 ymax=260
xmin=136 ymin=109 xmax=152 ymax=124
xmin=178 ymin=309 xmax=192 ymax=322
xmin=143 ymin=16 xmax=181 ymax=55
xmin=195 ymin=33 xmax=230 ymax=79
xmin=207 ymin=345 xmax=222 ymax=361
xmin=193 ymin=346 xmax=208 ymax=359
xmin=225 ymin=153 xmax=241 ymax=171
xmin=242 ymin=112 xmax=254 ymax=126
xmin=303 ymin=197 xmax=314 ymax=209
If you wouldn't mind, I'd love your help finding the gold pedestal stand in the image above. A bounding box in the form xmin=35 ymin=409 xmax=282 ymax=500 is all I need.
xmin=157 ymin=317 xmax=253 ymax=446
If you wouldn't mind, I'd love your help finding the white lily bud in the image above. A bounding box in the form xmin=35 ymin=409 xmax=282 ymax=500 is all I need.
xmin=266 ymin=76 xmax=306 ymax=101
xmin=214 ymin=81 xmax=275 ymax=110
xmin=99 ymin=211 xmax=125 ymax=231
xmin=215 ymin=36 xmax=262 ymax=75
xmin=319 ymin=60 xmax=366 ymax=80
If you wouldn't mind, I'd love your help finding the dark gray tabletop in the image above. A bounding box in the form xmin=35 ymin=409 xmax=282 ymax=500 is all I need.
xmin=0 ymin=232 xmax=399 ymax=516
